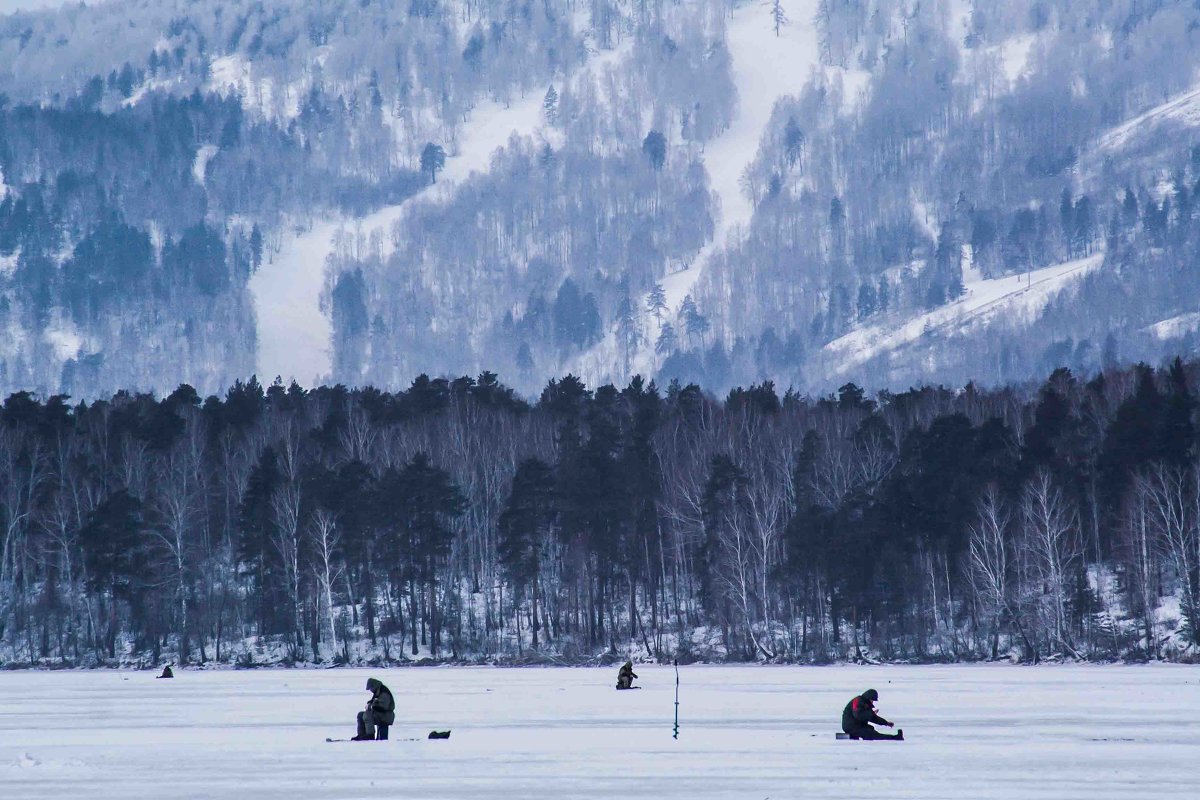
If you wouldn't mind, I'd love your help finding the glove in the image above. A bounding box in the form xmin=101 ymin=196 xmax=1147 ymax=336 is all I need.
xmin=884 ymin=722 xmax=894 ymax=728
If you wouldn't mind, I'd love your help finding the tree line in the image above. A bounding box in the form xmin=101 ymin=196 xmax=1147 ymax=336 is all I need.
xmin=1 ymin=357 xmax=1197 ymax=667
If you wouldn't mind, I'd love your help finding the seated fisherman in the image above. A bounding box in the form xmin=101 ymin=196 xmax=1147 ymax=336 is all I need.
xmin=352 ymin=677 xmax=396 ymax=741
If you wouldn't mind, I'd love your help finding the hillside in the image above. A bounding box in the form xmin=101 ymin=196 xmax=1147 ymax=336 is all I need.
xmin=0 ymin=0 xmax=1199 ymax=398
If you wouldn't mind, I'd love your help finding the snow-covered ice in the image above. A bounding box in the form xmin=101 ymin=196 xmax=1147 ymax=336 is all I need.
xmin=1 ymin=664 xmax=1195 ymax=799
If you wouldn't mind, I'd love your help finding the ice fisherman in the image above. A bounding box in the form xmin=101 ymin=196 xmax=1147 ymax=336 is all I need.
xmin=616 ymin=660 xmax=638 ymax=690
xmin=352 ymin=677 xmax=396 ymax=741
xmin=841 ymin=688 xmax=903 ymax=741
xmin=156 ymin=664 xmax=174 ymax=679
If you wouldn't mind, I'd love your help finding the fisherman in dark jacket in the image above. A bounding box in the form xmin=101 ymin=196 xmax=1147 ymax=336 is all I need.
xmin=616 ymin=661 xmax=638 ymax=690
xmin=841 ymin=689 xmax=903 ymax=740
xmin=353 ymin=678 xmax=396 ymax=741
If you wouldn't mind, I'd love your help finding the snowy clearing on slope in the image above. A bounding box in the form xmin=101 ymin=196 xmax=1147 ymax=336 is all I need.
xmin=1094 ymin=83 xmax=1200 ymax=152
xmin=191 ymin=144 xmax=218 ymax=186
xmin=1 ymin=665 xmax=1195 ymax=800
xmin=251 ymin=63 xmax=608 ymax=383
xmin=1145 ymin=311 xmax=1200 ymax=340
xmin=998 ymin=33 xmax=1038 ymax=84
xmin=824 ymin=253 xmax=1104 ymax=373
xmin=659 ymin=0 xmax=821 ymax=317
xmin=605 ymin=0 xmax=823 ymax=380
xmin=250 ymin=23 xmax=636 ymax=385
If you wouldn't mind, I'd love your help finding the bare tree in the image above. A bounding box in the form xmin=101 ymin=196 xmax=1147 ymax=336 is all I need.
xmin=1021 ymin=469 xmax=1082 ymax=657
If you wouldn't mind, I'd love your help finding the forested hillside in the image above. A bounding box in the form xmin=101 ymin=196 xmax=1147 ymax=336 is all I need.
xmin=4 ymin=0 xmax=1200 ymax=399
xmin=0 ymin=360 xmax=1197 ymax=667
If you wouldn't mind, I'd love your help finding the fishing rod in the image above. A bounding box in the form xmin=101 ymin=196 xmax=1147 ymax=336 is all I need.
xmin=673 ymin=656 xmax=680 ymax=740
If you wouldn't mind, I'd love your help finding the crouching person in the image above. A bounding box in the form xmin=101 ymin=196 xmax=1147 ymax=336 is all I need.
xmin=353 ymin=677 xmax=396 ymax=741
xmin=616 ymin=661 xmax=638 ymax=690
xmin=841 ymin=688 xmax=903 ymax=741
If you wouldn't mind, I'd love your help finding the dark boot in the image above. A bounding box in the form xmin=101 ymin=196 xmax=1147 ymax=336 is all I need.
xmin=376 ymin=725 xmax=388 ymax=741
xmin=352 ymin=711 xmax=374 ymax=741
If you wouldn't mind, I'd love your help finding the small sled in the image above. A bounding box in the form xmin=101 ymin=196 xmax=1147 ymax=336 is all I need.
xmin=428 ymin=730 xmax=451 ymax=739
xmin=615 ymin=685 xmax=642 ymax=690
xmin=835 ymin=732 xmax=851 ymax=740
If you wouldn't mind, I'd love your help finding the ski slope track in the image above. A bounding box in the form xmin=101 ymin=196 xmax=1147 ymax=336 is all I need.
xmin=1094 ymin=83 xmax=1200 ymax=153
xmin=824 ymin=253 xmax=1104 ymax=374
xmin=661 ymin=0 xmax=821 ymax=310
xmin=249 ymin=91 xmax=546 ymax=385
xmin=1 ymin=665 xmax=1196 ymax=799
xmin=250 ymin=40 xmax=632 ymax=386
xmin=624 ymin=0 xmax=822 ymax=377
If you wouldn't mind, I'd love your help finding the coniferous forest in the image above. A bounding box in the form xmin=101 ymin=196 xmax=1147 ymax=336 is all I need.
xmin=0 ymin=359 xmax=1197 ymax=668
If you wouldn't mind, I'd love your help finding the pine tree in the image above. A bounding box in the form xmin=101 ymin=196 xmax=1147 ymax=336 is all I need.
xmin=642 ymin=130 xmax=666 ymax=171
xmin=498 ymin=458 xmax=557 ymax=647
xmin=646 ymin=283 xmax=667 ymax=322
xmin=681 ymin=294 xmax=709 ymax=346
xmin=783 ymin=116 xmax=804 ymax=167
xmin=617 ymin=292 xmax=641 ymax=376
xmin=771 ymin=0 xmax=789 ymax=37
xmin=420 ymin=142 xmax=446 ymax=183
xmin=516 ymin=341 xmax=534 ymax=378
xmin=655 ymin=321 xmax=677 ymax=355
xmin=542 ymin=84 xmax=558 ymax=124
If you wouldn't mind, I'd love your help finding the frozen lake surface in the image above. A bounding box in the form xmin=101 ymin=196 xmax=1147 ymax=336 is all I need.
xmin=1 ymin=664 xmax=1196 ymax=799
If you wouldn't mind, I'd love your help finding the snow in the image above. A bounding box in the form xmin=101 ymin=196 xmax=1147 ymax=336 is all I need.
xmin=659 ymin=0 xmax=822 ymax=318
xmin=1145 ymin=312 xmax=1200 ymax=341
xmin=1095 ymin=83 xmax=1200 ymax=152
xmin=251 ymin=84 xmax=560 ymax=384
xmin=249 ymin=217 xmax=339 ymax=386
xmin=824 ymin=253 xmax=1104 ymax=373
xmin=43 ymin=323 xmax=83 ymax=361
xmin=192 ymin=145 xmax=219 ymax=187
xmin=208 ymin=54 xmax=299 ymax=120
xmin=999 ymin=33 xmax=1037 ymax=84
xmin=439 ymin=91 xmax=547 ymax=188
xmin=1 ymin=664 xmax=1197 ymax=799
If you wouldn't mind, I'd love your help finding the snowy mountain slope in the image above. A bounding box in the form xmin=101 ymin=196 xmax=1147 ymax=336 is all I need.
xmin=578 ymin=0 xmax=824 ymax=381
xmin=661 ymin=0 xmax=821 ymax=311
xmin=565 ymin=1 xmax=824 ymax=385
xmin=250 ymin=38 xmax=632 ymax=384
xmin=1146 ymin=311 xmax=1200 ymax=341
xmin=251 ymin=91 xmax=548 ymax=384
xmin=822 ymin=253 xmax=1105 ymax=375
xmin=1094 ymin=83 xmax=1200 ymax=153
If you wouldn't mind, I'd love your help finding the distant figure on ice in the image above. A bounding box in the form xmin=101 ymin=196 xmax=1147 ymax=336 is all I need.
xmin=352 ymin=678 xmax=396 ymax=741
xmin=616 ymin=661 xmax=638 ymax=690
xmin=156 ymin=664 xmax=174 ymax=679
xmin=841 ymin=689 xmax=903 ymax=741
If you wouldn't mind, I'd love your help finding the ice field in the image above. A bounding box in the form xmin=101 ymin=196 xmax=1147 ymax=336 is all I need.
xmin=1 ymin=664 xmax=1196 ymax=799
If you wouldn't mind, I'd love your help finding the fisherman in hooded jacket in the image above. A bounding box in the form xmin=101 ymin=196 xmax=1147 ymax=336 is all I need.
xmin=841 ymin=688 xmax=903 ymax=740
xmin=616 ymin=661 xmax=638 ymax=690
xmin=353 ymin=677 xmax=397 ymax=741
